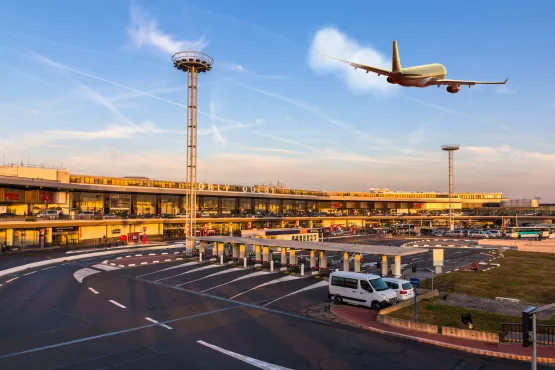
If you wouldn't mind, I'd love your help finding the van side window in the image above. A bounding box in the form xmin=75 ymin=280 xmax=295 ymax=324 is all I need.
xmin=331 ymin=276 xmax=344 ymax=286
xmin=344 ymin=278 xmax=358 ymax=289
xmin=360 ymin=280 xmax=373 ymax=292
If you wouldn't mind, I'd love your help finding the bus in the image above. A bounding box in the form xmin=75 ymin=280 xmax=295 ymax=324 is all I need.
xmin=506 ymin=226 xmax=549 ymax=239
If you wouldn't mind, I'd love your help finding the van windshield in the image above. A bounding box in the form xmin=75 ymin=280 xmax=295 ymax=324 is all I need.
xmin=369 ymin=278 xmax=389 ymax=291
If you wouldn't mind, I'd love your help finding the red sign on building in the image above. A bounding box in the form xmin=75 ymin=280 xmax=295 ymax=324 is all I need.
xmin=40 ymin=191 xmax=53 ymax=202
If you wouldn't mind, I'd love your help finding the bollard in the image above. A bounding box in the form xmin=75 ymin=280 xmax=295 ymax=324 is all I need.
xmin=199 ymin=252 xmax=203 ymax=262
xmin=244 ymin=257 xmax=247 ymax=268
xmin=301 ymin=264 xmax=305 ymax=276
xmin=220 ymin=254 xmax=224 ymax=265
xmin=270 ymin=260 xmax=274 ymax=272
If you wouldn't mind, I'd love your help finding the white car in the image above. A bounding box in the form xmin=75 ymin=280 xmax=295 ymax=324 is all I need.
xmin=382 ymin=277 xmax=415 ymax=301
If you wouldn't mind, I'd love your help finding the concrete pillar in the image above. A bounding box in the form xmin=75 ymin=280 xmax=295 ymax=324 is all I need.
xmin=255 ymin=245 xmax=261 ymax=262
xmin=343 ymin=252 xmax=349 ymax=271
xmin=294 ymin=220 xmax=300 ymax=227
xmin=239 ymin=244 xmax=246 ymax=259
xmin=243 ymin=257 xmax=247 ymax=268
xmin=5 ymin=229 xmax=13 ymax=246
xmin=280 ymin=220 xmax=285 ymax=228
xmin=381 ymin=255 xmax=388 ymax=277
xmin=310 ymin=250 xmax=316 ymax=268
xmin=263 ymin=246 xmax=270 ymax=262
xmin=219 ymin=242 xmax=226 ymax=256
xmin=270 ymin=260 xmax=274 ymax=272
xmin=319 ymin=251 xmax=327 ymax=269
xmin=199 ymin=241 xmax=206 ymax=254
xmin=186 ymin=239 xmax=195 ymax=255
xmin=301 ymin=264 xmax=305 ymax=276
xmin=394 ymin=255 xmax=401 ymax=278
xmin=281 ymin=248 xmax=287 ymax=265
xmin=289 ymin=249 xmax=296 ymax=265
xmin=46 ymin=228 xmax=52 ymax=244
xmin=308 ymin=220 xmax=314 ymax=228
xmin=232 ymin=244 xmax=239 ymax=258
xmin=199 ymin=252 xmax=203 ymax=262
xmin=220 ymin=254 xmax=224 ymax=265
xmin=354 ymin=253 xmax=361 ymax=273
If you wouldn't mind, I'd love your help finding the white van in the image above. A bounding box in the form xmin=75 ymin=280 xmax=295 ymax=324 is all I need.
xmin=328 ymin=271 xmax=398 ymax=310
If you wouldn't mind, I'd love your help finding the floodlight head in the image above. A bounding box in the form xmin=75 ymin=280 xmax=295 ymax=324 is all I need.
xmin=442 ymin=144 xmax=460 ymax=151
xmin=172 ymin=51 xmax=214 ymax=73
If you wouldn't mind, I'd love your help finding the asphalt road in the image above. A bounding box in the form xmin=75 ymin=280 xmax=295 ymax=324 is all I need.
xmin=0 ymin=251 xmax=538 ymax=369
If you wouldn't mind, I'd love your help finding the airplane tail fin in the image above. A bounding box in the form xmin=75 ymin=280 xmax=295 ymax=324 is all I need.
xmin=392 ymin=40 xmax=402 ymax=72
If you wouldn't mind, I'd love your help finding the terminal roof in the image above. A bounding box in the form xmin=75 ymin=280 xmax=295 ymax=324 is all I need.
xmin=191 ymin=236 xmax=427 ymax=256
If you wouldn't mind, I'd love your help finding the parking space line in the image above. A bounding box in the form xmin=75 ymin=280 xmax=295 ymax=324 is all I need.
xmin=109 ymin=300 xmax=126 ymax=308
xmin=263 ymin=280 xmax=329 ymax=307
xmin=88 ymin=287 xmax=99 ymax=294
xmin=230 ymin=275 xmax=300 ymax=300
xmin=136 ymin=261 xmax=198 ymax=278
xmin=156 ymin=264 xmax=223 ymax=282
xmin=176 ymin=267 xmax=243 ymax=287
xmin=201 ymin=270 xmax=271 ymax=293
xmin=145 ymin=317 xmax=173 ymax=330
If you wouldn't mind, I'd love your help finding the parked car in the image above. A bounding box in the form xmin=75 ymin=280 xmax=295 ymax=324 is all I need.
xmin=328 ymin=271 xmax=398 ymax=310
xmin=382 ymin=277 xmax=415 ymax=301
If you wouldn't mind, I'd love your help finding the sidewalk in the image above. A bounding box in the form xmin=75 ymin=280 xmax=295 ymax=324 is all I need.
xmin=332 ymin=305 xmax=555 ymax=364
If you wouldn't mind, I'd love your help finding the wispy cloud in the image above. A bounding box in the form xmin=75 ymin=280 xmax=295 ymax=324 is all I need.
xmin=308 ymin=27 xmax=397 ymax=96
xmin=46 ymin=121 xmax=167 ymax=140
xmin=496 ymin=84 xmax=519 ymax=94
xmin=220 ymin=62 xmax=288 ymax=80
xmin=221 ymin=63 xmax=247 ymax=73
xmin=128 ymin=3 xmax=207 ymax=54
xmin=2 ymin=65 xmax=62 ymax=88
xmin=237 ymin=147 xmax=306 ymax=155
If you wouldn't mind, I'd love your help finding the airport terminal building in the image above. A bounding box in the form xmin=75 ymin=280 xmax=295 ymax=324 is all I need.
xmin=0 ymin=165 xmax=506 ymax=247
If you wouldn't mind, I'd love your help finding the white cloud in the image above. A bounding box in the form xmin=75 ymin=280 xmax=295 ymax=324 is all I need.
xmin=221 ymin=63 xmax=247 ymax=73
xmin=46 ymin=122 xmax=168 ymax=140
xmin=496 ymin=84 xmax=519 ymax=94
xmin=127 ymin=4 xmax=207 ymax=54
xmin=237 ymin=147 xmax=307 ymax=155
xmin=308 ymin=27 xmax=397 ymax=95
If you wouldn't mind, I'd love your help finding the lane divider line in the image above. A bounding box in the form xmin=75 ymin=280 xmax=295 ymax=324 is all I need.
xmin=145 ymin=317 xmax=173 ymax=330
xmin=41 ymin=266 xmax=57 ymax=271
xmin=88 ymin=287 xmax=99 ymax=294
xmin=24 ymin=271 xmax=37 ymax=276
xmin=109 ymin=300 xmax=126 ymax=309
xmin=6 ymin=277 xmax=19 ymax=283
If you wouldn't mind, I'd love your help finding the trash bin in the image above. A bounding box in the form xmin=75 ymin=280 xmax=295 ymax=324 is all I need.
xmin=412 ymin=264 xmax=416 ymax=273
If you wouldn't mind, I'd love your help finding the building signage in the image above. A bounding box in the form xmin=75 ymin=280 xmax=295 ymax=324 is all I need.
xmin=196 ymin=183 xmax=277 ymax=194
xmin=40 ymin=191 xmax=53 ymax=202
xmin=3 ymin=188 xmax=24 ymax=202
xmin=112 ymin=228 xmax=121 ymax=235
xmin=53 ymin=226 xmax=79 ymax=232
xmin=433 ymin=249 xmax=444 ymax=267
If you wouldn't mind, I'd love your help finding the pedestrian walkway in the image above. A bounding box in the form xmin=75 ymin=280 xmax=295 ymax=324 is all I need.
xmin=332 ymin=304 xmax=555 ymax=364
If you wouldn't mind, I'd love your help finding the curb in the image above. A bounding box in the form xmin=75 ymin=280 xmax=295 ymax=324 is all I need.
xmin=330 ymin=307 xmax=555 ymax=364
xmin=104 ymin=252 xmax=188 ymax=268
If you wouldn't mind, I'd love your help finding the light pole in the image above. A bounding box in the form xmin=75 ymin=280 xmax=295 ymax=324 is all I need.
xmin=441 ymin=145 xmax=460 ymax=231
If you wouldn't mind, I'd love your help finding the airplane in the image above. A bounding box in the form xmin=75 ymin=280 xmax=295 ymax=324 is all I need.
xmin=317 ymin=40 xmax=508 ymax=94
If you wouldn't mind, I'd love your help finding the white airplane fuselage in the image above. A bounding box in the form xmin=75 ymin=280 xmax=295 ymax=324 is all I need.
xmin=388 ymin=64 xmax=447 ymax=87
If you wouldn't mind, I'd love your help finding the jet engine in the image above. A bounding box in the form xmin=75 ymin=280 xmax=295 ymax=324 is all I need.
xmin=386 ymin=77 xmax=397 ymax=84
xmin=446 ymin=85 xmax=460 ymax=94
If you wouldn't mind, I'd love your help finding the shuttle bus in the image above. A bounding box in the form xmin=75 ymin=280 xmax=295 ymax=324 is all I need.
xmin=506 ymin=226 xmax=549 ymax=239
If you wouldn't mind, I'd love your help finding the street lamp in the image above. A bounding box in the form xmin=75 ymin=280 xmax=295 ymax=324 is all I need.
xmin=441 ymin=145 xmax=460 ymax=232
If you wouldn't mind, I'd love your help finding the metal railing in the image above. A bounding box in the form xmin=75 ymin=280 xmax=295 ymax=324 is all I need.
xmin=502 ymin=323 xmax=555 ymax=346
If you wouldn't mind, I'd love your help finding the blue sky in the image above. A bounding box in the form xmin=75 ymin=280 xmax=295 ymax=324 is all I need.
xmin=1 ymin=1 xmax=554 ymax=200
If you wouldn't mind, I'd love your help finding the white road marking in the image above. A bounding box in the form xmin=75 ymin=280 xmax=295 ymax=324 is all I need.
xmin=230 ymin=275 xmax=300 ymax=299
xmin=92 ymin=264 xmax=120 ymax=271
xmin=197 ymin=340 xmax=292 ymax=370
xmin=116 ymin=257 xmax=122 ymax=260
xmin=141 ymin=262 xmax=148 ymax=265
xmin=162 ymin=252 xmax=168 ymax=255
xmin=156 ymin=264 xmax=223 ymax=282
xmin=263 ymin=280 xmax=329 ymax=307
xmin=135 ymin=254 xmax=142 ymax=256
xmin=202 ymin=270 xmax=272 ymax=293
xmin=88 ymin=287 xmax=99 ymax=294
xmin=118 ymin=265 xmax=125 ymax=268
xmin=128 ymin=264 xmax=136 ymax=267
xmin=135 ymin=261 xmax=198 ymax=278
xmin=73 ymin=268 xmax=100 ymax=283
xmin=152 ymin=260 xmax=159 ymax=263
xmin=41 ymin=266 xmax=57 ymax=271
xmin=24 ymin=271 xmax=37 ymax=276
xmin=6 ymin=277 xmax=19 ymax=283
xmin=164 ymin=259 xmax=172 ymax=262
xmin=176 ymin=267 xmax=243 ymax=287
xmin=145 ymin=317 xmax=173 ymax=330
xmin=109 ymin=300 xmax=126 ymax=309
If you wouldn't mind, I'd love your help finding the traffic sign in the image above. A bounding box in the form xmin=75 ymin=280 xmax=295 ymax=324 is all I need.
xmin=410 ymin=277 xmax=420 ymax=288
xmin=143 ymin=227 xmax=147 ymax=232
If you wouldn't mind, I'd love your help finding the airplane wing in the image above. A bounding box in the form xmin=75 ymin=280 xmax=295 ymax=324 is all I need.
xmin=317 ymin=50 xmax=391 ymax=76
xmin=426 ymin=78 xmax=508 ymax=87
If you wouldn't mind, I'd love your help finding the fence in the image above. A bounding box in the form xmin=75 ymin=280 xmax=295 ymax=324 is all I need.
xmin=502 ymin=323 xmax=555 ymax=346
xmin=419 ymin=278 xmax=455 ymax=293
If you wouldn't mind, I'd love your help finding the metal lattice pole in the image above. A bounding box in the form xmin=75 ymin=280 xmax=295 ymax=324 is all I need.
xmin=172 ymin=52 xmax=213 ymax=246
xmin=442 ymin=145 xmax=460 ymax=232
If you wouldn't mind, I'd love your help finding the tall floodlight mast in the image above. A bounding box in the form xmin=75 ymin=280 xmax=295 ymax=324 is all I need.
xmin=172 ymin=51 xmax=213 ymax=249
xmin=441 ymin=145 xmax=460 ymax=232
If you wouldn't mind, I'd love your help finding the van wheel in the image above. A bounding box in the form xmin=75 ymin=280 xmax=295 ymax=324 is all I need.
xmin=334 ymin=296 xmax=342 ymax=304
xmin=371 ymin=301 xmax=382 ymax=311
